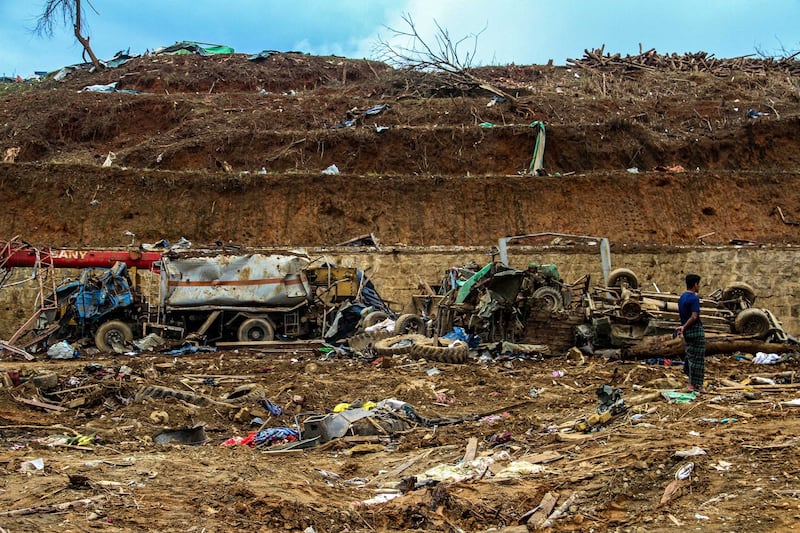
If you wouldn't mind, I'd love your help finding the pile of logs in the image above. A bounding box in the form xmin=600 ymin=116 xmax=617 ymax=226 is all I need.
xmin=568 ymin=45 xmax=800 ymax=75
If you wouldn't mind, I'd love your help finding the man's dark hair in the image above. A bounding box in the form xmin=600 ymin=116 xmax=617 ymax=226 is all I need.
xmin=685 ymin=273 xmax=701 ymax=289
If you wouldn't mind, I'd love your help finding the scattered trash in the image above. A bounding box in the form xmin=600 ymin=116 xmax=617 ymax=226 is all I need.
xmin=47 ymin=341 xmax=78 ymax=360
xmin=645 ymin=358 xmax=683 ymax=366
xmin=675 ymin=462 xmax=694 ymax=480
xmin=551 ymin=370 xmax=565 ymax=378
xmin=700 ymin=417 xmax=737 ymax=424
xmin=353 ymin=492 xmax=402 ymax=507
xmin=752 ymin=352 xmax=781 ymax=364
xmin=262 ymin=398 xmax=283 ymax=416
xmin=81 ymin=81 xmax=139 ymax=94
xmin=322 ymin=164 xmax=340 ymax=175
xmin=712 ymin=460 xmax=732 ymax=471
xmin=746 ymin=109 xmax=766 ymax=119
xmin=626 ymin=167 xmax=639 ymax=173
xmin=154 ymin=425 xmax=208 ymax=446
xmin=752 ymin=376 xmax=776 ymax=385
xmin=674 ymin=446 xmax=706 ymax=458
xmin=133 ymin=333 xmax=166 ymax=352
xmin=486 ymin=95 xmax=506 ymax=107
xmin=494 ymin=461 xmax=547 ymax=478
xmin=662 ymin=390 xmax=697 ymax=403
xmin=695 ymin=513 xmax=710 ymax=520
xmin=19 ymin=458 xmax=45 ymax=473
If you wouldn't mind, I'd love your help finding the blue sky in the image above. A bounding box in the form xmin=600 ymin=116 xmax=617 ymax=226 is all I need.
xmin=2 ymin=0 xmax=799 ymax=77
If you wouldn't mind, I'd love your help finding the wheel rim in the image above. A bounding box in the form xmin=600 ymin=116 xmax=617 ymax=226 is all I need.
xmin=246 ymin=325 xmax=268 ymax=341
xmin=104 ymin=329 xmax=126 ymax=345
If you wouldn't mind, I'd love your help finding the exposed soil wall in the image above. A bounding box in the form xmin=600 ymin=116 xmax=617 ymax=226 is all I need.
xmin=2 ymin=165 xmax=800 ymax=248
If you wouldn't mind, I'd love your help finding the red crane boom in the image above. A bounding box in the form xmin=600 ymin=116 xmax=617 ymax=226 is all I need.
xmin=1 ymin=238 xmax=162 ymax=271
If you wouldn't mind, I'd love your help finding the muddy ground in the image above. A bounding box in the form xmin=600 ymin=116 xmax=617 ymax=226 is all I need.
xmin=2 ymin=347 xmax=800 ymax=532
xmin=2 ymin=51 xmax=800 ymax=532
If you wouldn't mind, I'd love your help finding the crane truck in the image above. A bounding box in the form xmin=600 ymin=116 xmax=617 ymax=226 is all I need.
xmin=1 ymin=237 xmax=388 ymax=355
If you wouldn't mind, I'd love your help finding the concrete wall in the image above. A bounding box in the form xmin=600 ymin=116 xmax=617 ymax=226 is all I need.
xmin=2 ymin=244 xmax=798 ymax=340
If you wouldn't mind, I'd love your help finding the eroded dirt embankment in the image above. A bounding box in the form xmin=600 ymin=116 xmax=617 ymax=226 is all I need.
xmin=2 ymin=163 xmax=800 ymax=248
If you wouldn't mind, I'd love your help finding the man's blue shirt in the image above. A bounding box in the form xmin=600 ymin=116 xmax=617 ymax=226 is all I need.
xmin=678 ymin=291 xmax=701 ymax=325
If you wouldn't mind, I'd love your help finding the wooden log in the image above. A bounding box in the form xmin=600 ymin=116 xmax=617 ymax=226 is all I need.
xmin=624 ymin=333 xmax=795 ymax=359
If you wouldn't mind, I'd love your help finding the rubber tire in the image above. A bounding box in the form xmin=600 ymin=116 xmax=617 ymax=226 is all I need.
xmin=374 ymin=334 xmax=431 ymax=356
xmin=134 ymin=385 xmax=211 ymax=407
xmin=411 ymin=341 xmax=469 ymax=364
xmin=363 ymin=311 xmax=389 ymax=328
xmin=734 ymin=308 xmax=771 ymax=338
xmin=394 ymin=313 xmax=426 ymax=334
xmin=722 ymin=282 xmax=757 ymax=310
xmin=237 ymin=318 xmax=275 ymax=342
xmin=347 ymin=330 xmax=391 ymax=352
xmin=95 ymin=320 xmax=133 ymax=352
xmin=607 ymin=268 xmax=639 ymax=289
xmin=222 ymin=384 xmax=265 ymax=404
xmin=532 ymin=286 xmax=564 ymax=311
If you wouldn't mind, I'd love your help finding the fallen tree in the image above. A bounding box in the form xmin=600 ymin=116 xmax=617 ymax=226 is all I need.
xmin=623 ymin=332 xmax=796 ymax=359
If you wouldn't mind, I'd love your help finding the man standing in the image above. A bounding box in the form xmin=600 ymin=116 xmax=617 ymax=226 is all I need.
xmin=677 ymin=273 xmax=706 ymax=393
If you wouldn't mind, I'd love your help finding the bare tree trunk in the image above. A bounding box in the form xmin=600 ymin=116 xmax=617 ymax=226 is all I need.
xmin=73 ymin=0 xmax=102 ymax=70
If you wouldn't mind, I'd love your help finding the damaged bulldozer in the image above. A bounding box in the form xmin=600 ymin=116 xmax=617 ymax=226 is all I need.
xmin=429 ymin=256 xmax=585 ymax=343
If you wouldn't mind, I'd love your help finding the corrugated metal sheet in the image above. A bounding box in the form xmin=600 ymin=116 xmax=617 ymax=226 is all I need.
xmin=160 ymin=253 xmax=311 ymax=308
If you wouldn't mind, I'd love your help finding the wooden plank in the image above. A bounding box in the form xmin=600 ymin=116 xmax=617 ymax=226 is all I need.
xmin=518 ymin=450 xmax=563 ymax=464
xmin=462 ymin=437 xmax=479 ymax=462
xmin=527 ymin=491 xmax=559 ymax=529
xmin=12 ymin=396 xmax=67 ymax=412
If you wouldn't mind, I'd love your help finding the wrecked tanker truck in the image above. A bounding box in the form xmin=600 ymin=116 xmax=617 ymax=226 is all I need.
xmin=2 ymin=245 xmax=391 ymax=354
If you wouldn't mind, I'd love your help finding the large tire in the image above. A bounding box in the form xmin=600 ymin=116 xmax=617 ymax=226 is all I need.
xmin=607 ymin=268 xmax=639 ymax=290
xmin=734 ymin=308 xmax=771 ymax=338
xmin=374 ymin=334 xmax=431 ymax=356
xmin=95 ymin=320 xmax=133 ymax=352
xmin=237 ymin=318 xmax=274 ymax=342
xmin=394 ymin=313 xmax=426 ymax=335
xmin=134 ymin=385 xmax=212 ymax=407
xmin=363 ymin=311 xmax=389 ymax=328
xmin=411 ymin=341 xmax=469 ymax=364
xmin=347 ymin=330 xmax=391 ymax=352
xmin=221 ymin=384 xmax=265 ymax=404
xmin=722 ymin=282 xmax=757 ymax=311
xmin=532 ymin=286 xmax=564 ymax=311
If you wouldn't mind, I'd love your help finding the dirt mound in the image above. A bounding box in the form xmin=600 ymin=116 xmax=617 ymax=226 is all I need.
xmin=2 ymin=52 xmax=800 ymax=247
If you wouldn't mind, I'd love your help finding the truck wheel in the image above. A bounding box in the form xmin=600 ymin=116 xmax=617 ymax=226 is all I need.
xmin=532 ymin=286 xmax=564 ymax=311
xmin=363 ymin=311 xmax=389 ymax=328
xmin=237 ymin=318 xmax=275 ymax=342
xmin=394 ymin=313 xmax=425 ymax=334
xmin=411 ymin=341 xmax=469 ymax=364
xmin=734 ymin=308 xmax=771 ymax=338
xmin=374 ymin=334 xmax=431 ymax=356
xmin=95 ymin=320 xmax=133 ymax=352
xmin=722 ymin=282 xmax=757 ymax=311
xmin=607 ymin=268 xmax=639 ymax=290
